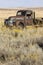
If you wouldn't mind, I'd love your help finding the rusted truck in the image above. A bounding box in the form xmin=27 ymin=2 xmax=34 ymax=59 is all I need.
xmin=4 ymin=10 xmax=43 ymax=28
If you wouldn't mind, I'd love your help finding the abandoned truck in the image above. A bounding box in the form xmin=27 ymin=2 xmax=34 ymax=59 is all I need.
xmin=4 ymin=10 xmax=43 ymax=28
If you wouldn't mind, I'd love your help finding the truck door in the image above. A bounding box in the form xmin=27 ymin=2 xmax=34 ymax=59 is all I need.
xmin=26 ymin=12 xmax=33 ymax=25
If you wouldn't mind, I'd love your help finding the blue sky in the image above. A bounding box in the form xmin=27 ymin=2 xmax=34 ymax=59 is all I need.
xmin=0 ymin=0 xmax=43 ymax=8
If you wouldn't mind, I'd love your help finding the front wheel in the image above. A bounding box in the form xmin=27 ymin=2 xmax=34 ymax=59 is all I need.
xmin=17 ymin=22 xmax=25 ymax=29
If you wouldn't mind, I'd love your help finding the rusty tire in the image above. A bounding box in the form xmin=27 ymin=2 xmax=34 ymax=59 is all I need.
xmin=17 ymin=22 xmax=24 ymax=29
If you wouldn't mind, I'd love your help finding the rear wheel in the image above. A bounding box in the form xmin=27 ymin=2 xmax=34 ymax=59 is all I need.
xmin=34 ymin=19 xmax=38 ymax=25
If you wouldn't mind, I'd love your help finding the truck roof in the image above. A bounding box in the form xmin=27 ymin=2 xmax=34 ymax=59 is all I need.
xmin=17 ymin=10 xmax=32 ymax=12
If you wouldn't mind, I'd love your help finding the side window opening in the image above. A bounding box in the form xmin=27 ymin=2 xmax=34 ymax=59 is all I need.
xmin=26 ymin=12 xmax=32 ymax=19
xmin=26 ymin=11 xmax=32 ymax=16
xmin=27 ymin=14 xmax=32 ymax=16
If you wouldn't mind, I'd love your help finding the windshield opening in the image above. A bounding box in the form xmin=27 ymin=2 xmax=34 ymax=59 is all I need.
xmin=17 ymin=11 xmax=26 ymax=16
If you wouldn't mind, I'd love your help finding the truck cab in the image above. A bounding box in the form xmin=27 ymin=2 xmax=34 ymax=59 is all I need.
xmin=4 ymin=10 xmax=35 ymax=28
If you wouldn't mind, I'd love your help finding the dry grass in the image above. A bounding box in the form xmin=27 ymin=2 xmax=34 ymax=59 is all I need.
xmin=0 ymin=24 xmax=43 ymax=65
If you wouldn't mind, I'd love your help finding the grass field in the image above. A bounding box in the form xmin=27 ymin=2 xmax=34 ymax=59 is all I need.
xmin=0 ymin=8 xmax=43 ymax=65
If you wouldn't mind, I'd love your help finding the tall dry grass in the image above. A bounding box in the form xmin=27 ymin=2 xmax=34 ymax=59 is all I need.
xmin=0 ymin=24 xmax=43 ymax=65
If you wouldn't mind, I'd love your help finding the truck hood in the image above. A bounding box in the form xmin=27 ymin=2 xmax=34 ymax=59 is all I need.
xmin=10 ymin=16 xmax=24 ymax=20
